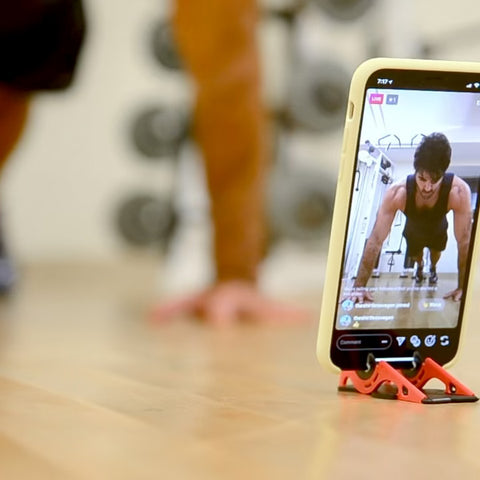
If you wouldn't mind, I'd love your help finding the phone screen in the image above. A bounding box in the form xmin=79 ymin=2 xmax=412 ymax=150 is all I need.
xmin=331 ymin=68 xmax=480 ymax=370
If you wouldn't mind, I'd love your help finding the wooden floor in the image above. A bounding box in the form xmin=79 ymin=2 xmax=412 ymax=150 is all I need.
xmin=1 ymin=256 xmax=480 ymax=479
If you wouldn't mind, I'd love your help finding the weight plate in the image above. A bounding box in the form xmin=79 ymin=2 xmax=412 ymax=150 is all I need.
xmin=115 ymin=193 xmax=176 ymax=247
xmin=131 ymin=105 xmax=190 ymax=160
xmin=313 ymin=0 xmax=375 ymax=22
xmin=151 ymin=20 xmax=183 ymax=70
xmin=287 ymin=59 xmax=350 ymax=132
xmin=268 ymin=167 xmax=335 ymax=242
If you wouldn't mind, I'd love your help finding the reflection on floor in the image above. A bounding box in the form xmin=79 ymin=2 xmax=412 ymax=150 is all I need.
xmin=339 ymin=273 xmax=460 ymax=329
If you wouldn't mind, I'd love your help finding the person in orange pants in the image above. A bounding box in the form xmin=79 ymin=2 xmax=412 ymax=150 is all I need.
xmin=152 ymin=0 xmax=311 ymax=325
xmin=0 ymin=87 xmax=30 ymax=293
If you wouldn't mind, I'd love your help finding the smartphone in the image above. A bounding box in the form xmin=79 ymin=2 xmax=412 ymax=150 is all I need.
xmin=317 ymin=58 xmax=480 ymax=372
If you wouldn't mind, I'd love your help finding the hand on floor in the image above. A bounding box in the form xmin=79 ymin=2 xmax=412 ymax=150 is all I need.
xmin=443 ymin=288 xmax=462 ymax=302
xmin=151 ymin=280 xmax=314 ymax=326
xmin=341 ymin=288 xmax=374 ymax=305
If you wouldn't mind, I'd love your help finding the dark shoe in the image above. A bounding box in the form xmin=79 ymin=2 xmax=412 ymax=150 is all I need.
xmin=0 ymin=256 xmax=16 ymax=295
xmin=429 ymin=269 xmax=438 ymax=285
xmin=415 ymin=267 xmax=424 ymax=284
xmin=0 ymin=212 xmax=15 ymax=294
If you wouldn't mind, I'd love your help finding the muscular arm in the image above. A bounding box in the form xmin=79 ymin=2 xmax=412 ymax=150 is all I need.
xmin=173 ymin=0 xmax=266 ymax=283
xmin=354 ymin=184 xmax=405 ymax=288
xmin=449 ymin=178 xmax=472 ymax=294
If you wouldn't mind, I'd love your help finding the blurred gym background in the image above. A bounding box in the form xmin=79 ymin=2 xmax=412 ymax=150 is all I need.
xmin=3 ymin=0 xmax=480 ymax=296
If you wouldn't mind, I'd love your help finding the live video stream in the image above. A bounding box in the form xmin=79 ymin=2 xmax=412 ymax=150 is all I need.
xmin=337 ymin=88 xmax=480 ymax=330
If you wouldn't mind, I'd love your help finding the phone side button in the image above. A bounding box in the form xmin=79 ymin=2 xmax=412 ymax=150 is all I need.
xmin=337 ymin=153 xmax=349 ymax=183
xmin=341 ymin=127 xmax=351 ymax=155
xmin=338 ymin=129 xmax=353 ymax=182
xmin=337 ymin=157 xmax=344 ymax=183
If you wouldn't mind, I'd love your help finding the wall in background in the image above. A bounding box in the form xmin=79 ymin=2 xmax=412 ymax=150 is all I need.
xmin=3 ymin=0 xmax=480 ymax=293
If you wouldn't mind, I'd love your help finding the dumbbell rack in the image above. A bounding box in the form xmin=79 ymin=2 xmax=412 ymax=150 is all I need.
xmin=115 ymin=0 xmax=379 ymax=251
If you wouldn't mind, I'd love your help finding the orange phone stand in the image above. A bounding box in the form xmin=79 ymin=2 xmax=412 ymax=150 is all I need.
xmin=339 ymin=356 xmax=478 ymax=404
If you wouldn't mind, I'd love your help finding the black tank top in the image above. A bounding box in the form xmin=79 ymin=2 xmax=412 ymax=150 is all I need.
xmin=403 ymin=172 xmax=454 ymax=239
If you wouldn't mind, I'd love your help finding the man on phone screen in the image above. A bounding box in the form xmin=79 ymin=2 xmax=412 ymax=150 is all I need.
xmin=349 ymin=132 xmax=472 ymax=304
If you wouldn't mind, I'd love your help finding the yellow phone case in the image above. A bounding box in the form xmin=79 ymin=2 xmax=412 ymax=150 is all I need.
xmin=316 ymin=57 xmax=480 ymax=373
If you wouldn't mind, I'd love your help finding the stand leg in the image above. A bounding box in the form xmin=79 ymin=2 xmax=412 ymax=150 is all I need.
xmin=407 ymin=357 xmax=477 ymax=398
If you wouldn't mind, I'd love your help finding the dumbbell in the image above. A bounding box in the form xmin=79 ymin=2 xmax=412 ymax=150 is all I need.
xmin=131 ymin=104 xmax=191 ymax=160
xmin=267 ymin=165 xmax=335 ymax=243
xmin=286 ymin=58 xmax=350 ymax=132
xmin=114 ymin=192 xmax=177 ymax=248
xmin=150 ymin=19 xmax=183 ymax=71
xmin=260 ymin=0 xmax=306 ymax=22
xmin=312 ymin=0 xmax=375 ymax=22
